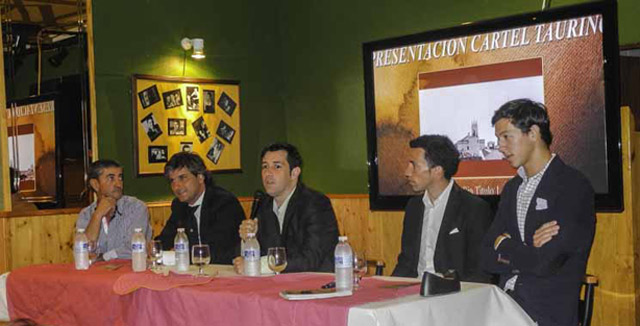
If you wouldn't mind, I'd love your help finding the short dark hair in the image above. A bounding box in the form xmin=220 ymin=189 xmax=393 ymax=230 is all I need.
xmin=260 ymin=142 xmax=303 ymax=172
xmin=164 ymin=152 xmax=210 ymax=184
xmin=491 ymin=98 xmax=553 ymax=146
xmin=87 ymin=159 xmax=122 ymax=192
xmin=409 ymin=135 xmax=459 ymax=180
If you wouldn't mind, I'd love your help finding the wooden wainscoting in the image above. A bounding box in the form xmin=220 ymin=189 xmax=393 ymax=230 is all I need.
xmin=0 ymin=209 xmax=79 ymax=272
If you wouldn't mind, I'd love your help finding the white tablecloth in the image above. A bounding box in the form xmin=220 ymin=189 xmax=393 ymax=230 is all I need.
xmin=348 ymin=279 xmax=536 ymax=326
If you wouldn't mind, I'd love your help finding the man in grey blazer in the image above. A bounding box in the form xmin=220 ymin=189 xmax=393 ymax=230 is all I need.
xmin=392 ymin=135 xmax=493 ymax=283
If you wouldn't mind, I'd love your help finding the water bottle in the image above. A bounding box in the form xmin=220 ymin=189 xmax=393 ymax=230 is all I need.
xmin=243 ymin=233 xmax=261 ymax=276
xmin=174 ymin=228 xmax=190 ymax=272
xmin=131 ymin=228 xmax=146 ymax=272
xmin=73 ymin=228 xmax=90 ymax=270
xmin=335 ymin=236 xmax=353 ymax=292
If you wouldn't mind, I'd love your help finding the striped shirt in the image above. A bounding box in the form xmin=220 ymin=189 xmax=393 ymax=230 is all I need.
xmin=76 ymin=195 xmax=152 ymax=261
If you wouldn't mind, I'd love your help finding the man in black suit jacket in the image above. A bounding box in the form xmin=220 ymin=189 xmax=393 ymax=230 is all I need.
xmin=481 ymin=99 xmax=595 ymax=326
xmin=392 ymin=135 xmax=492 ymax=283
xmin=233 ymin=143 xmax=339 ymax=273
xmin=156 ymin=152 xmax=244 ymax=264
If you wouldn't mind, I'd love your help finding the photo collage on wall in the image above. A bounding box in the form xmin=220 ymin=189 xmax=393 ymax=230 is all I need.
xmin=133 ymin=75 xmax=241 ymax=176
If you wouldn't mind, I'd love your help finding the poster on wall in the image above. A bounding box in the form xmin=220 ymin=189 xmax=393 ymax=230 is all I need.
xmin=132 ymin=75 xmax=241 ymax=176
xmin=6 ymin=95 xmax=59 ymax=203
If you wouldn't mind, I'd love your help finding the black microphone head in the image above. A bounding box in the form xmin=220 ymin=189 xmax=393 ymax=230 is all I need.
xmin=253 ymin=190 xmax=265 ymax=199
xmin=249 ymin=190 xmax=265 ymax=219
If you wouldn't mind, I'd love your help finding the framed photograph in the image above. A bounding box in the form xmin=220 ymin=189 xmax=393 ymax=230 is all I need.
xmin=203 ymin=90 xmax=215 ymax=113
xmin=180 ymin=141 xmax=193 ymax=152
xmin=138 ymin=85 xmax=161 ymax=109
xmin=133 ymin=74 xmax=242 ymax=176
xmin=168 ymin=118 xmax=187 ymax=136
xmin=192 ymin=116 xmax=211 ymax=143
xmin=207 ymin=138 xmax=225 ymax=164
xmin=148 ymin=146 xmax=168 ymax=163
xmin=162 ymin=89 xmax=183 ymax=110
xmin=186 ymin=86 xmax=200 ymax=112
xmin=140 ymin=113 xmax=163 ymax=142
xmin=218 ymin=91 xmax=237 ymax=116
xmin=216 ymin=120 xmax=235 ymax=144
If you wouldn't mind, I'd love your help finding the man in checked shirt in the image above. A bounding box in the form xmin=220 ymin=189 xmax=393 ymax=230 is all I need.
xmin=76 ymin=160 xmax=151 ymax=261
xmin=481 ymin=99 xmax=596 ymax=326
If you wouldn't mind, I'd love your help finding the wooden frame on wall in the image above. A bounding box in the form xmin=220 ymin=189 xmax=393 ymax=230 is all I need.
xmin=132 ymin=74 xmax=241 ymax=176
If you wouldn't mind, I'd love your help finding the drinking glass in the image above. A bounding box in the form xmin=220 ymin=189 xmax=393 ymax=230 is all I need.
xmin=192 ymin=244 xmax=211 ymax=276
xmin=353 ymin=251 xmax=367 ymax=289
xmin=267 ymin=247 xmax=287 ymax=275
xmin=147 ymin=240 xmax=163 ymax=271
xmin=87 ymin=240 xmax=98 ymax=266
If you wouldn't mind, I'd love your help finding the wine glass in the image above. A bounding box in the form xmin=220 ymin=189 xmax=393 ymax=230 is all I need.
xmin=87 ymin=240 xmax=98 ymax=266
xmin=147 ymin=240 xmax=163 ymax=271
xmin=353 ymin=251 xmax=367 ymax=290
xmin=267 ymin=247 xmax=287 ymax=275
xmin=192 ymin=244 xmax=211 ymax=276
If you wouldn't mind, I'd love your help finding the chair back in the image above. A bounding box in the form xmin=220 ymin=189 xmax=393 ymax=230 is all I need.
xmin=579 ymin=274 xmax=598 ymax=326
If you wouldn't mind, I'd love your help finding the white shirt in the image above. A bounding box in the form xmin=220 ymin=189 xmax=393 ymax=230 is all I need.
xmin=273 ymin=186 xmax=296 ymax=233
xmin=417 ymin=180 xmax=454 ymax=277
xmin=189 ymin=189 xmax=205 ymax=244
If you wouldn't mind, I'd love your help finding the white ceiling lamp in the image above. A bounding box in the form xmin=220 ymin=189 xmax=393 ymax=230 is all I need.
xmin=181 ymin=37 xmax=205 ymax=59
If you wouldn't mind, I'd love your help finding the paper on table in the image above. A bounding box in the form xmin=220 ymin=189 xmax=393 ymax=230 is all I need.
xmin=279 ymin=288 xmax=352 ymax=300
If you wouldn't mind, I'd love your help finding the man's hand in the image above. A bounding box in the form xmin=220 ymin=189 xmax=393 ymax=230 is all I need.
xmin=233 ymin=256 xmax=245 ymax=274
xmin=533 ymin=221 xmax=560 ymax=248
xmin=239 ymin=219 xmax=258 ymax=241
xmin=95 ymin=195 xmax=117 ymax=220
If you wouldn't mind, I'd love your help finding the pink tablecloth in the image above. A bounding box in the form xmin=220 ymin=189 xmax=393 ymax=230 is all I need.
xmin=8 ymin=262 xmax=420 ymax=326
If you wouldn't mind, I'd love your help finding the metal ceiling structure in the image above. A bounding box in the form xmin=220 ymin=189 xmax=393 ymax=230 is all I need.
xmin=1 ymin=0 xmax=85 ymax=28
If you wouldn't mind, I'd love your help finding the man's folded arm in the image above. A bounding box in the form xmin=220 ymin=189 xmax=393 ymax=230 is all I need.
xmin=489 ymin=184 xmax=594 ymax=277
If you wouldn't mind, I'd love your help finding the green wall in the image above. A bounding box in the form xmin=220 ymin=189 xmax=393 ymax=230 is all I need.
xmin=92 ymin=0 xmax=286 ymax=201
xmin=92 ymin=0 xmax=640 ymax=201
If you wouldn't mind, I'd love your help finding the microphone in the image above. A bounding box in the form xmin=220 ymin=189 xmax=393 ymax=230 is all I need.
xmin=249 ymin=190 xmax=265 ymax=220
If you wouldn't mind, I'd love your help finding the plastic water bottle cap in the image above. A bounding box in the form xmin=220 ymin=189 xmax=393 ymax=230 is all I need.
xmin=338 ymin=236 xmax=348 ymax=241
xmin=177 ymin=228 xmax=185 ymax=232
xmin=77 ymin=228 xmax=85 ymax=232
xmin=134 ymin=228 xmax=142 ymax=232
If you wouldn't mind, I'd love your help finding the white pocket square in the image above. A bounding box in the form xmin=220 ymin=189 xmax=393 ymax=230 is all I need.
xmin=535 ymin=198 xmax=548 ymax=211
xmin=449 ymin=228 xmax=460 ymax=235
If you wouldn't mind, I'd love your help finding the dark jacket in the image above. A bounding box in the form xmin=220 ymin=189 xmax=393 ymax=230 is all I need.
xmin=156 ymin=184 xmax=245 ymax=264
xmin=480 ymin=156 xmax=596 ymax=326
xmin=392 ymin=182 xmax=493 ymax=283
xmin=256 ymin=183 xmax=339 ymax=272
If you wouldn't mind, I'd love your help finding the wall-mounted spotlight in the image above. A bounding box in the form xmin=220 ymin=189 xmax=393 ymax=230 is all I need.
xmin=181 ymin=38 xmax=205 ymax=59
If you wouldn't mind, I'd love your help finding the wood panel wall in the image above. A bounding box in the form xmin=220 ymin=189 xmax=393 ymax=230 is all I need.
xmin=146 ymin=197 xmax=405 ymax=275
xmin=0 ymin=108 xmax=638 ymax=326
xmin=579 ymin=107 xmax=637 ymax=326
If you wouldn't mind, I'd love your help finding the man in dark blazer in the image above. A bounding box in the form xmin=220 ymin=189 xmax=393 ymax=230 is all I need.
xmin=392 ymin=135 xmax=493 ymax=283
xmin=156 ymin=152 xmax=245 ymax=264
xmin=481 ymin=99 xmax=595 ymax=326
xmin=233 ymin=143 xmax=339 ymax=273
